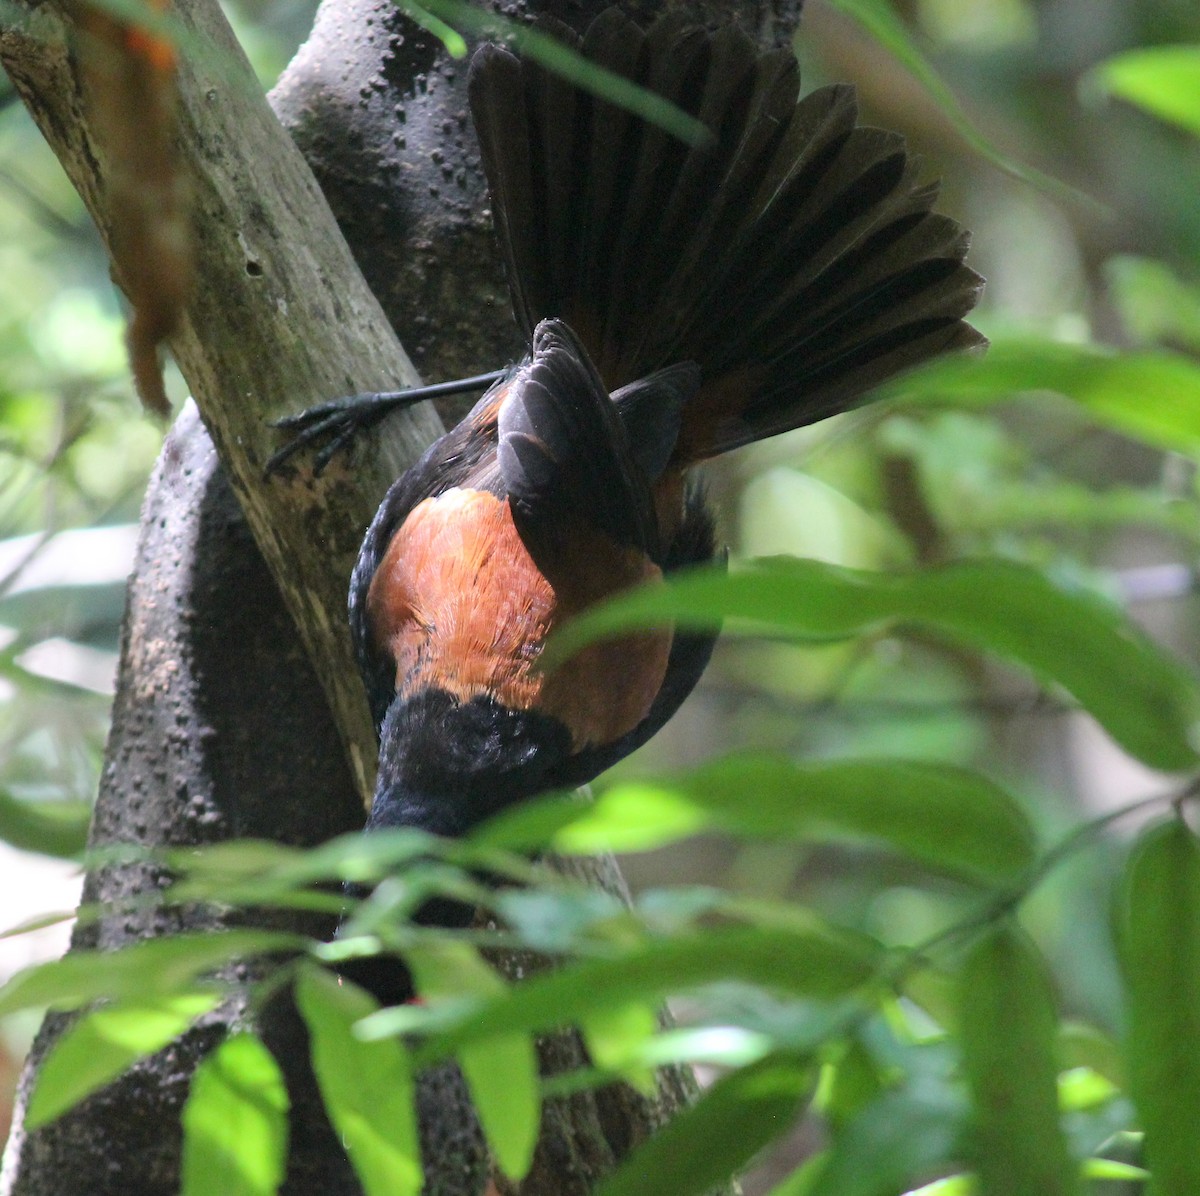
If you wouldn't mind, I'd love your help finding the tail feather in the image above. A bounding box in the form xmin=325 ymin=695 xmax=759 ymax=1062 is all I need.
xmin=624 ymin=80 xmax=858 ymax=369
xmin=614 ymin=40 xmax=801 ymax=374
xmin=572 ymin=9 xmax=648 ymax=352
xmin=596 ymin=22 xmax=715 ymax=370
xmin=522 ymin=35 xmax=587 ymax=333
xmin=750 ymin=232 xmax=976 ymax=376
xmin=692 ymin=137 xmax=917 ymax=366
xmin=748 ymin=80 xmax=854 ymax=219
xmin=467 ymin=9 xmax=985 ymax=463
xmin=471 ymin=47 xmax=540 ymax=335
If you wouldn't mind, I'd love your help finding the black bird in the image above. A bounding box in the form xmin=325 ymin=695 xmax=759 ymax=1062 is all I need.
xmin=274 ymin=10 xmax=985 ymax=990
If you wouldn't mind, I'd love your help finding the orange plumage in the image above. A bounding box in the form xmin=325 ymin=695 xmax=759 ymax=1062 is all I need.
xmin=270 ymin=11 xmax=984 ymax=865
xmin=367 ymin=486 xmax=670 ymax=749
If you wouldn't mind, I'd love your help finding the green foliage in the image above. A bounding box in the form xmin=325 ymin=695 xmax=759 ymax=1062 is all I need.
xmin=0 ymin=76 xmax=163 ymax=909
xmin=0 ymin=931 xmax=302 ymax=1018
xmin=1086 ymin=46 xmax=1200 ymax=137
xmin=27 ymin=992 xmax=221 ymax=1128
xmin=294 ymin=966 xmax=421 ymax=1196
xmin=797 ymin=1087 xmax=963 ymax=1196
xmin=549 ymin=555 xmax=1200 ymax=771
xmin=959 ymin=924 xmax=1078 ymax=1195
xmin=394 ymin=922 xmax=877 ymax=1060
xmin=824 ymin=0 xmax=1092 ymax=206
xmin=485 ymin=754 xmax=1036 ymax=883
xmin=180 ymin=1034 xmax=290 ymax=1196
xmin=878 ymin=338 xmax=1200 ymax=459
xmin=406 ymin=941 xmax=540 ymax=1179
xmin=595 ymin=1052 xmax=814 ymax=1196
xmin=1117 ymin=820 xmax=1200 ymax=1196
xmin=5 ymin=0 xmax=1200 ymax=1193
xmin=0 ymin=788 xmax=90 ymax=857
xmin=1104 ymin=258 xmax=1200 ymax=355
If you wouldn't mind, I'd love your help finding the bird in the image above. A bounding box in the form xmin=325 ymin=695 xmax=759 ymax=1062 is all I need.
xmin=270 ymin=8 xmax=985 ymax=994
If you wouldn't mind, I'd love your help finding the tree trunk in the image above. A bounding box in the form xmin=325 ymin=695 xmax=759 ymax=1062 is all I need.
xmin=0 ymin=0 xmax=800 ymax=1190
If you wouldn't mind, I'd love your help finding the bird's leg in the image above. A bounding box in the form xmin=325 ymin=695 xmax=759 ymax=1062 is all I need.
xmin=264 ymin=369 xmax=507 ymax=477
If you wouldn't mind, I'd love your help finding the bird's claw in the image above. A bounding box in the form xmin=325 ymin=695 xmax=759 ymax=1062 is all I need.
xmin=265 ymin=371 xmax=507 ymax=480
xmin=271 ymin=398 xmax=358 ymax=430
xmin=265 ymin=398 xmax=390 ymax=479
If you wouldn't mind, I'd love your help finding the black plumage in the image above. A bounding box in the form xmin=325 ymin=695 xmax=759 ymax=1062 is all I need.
xmin=347 ymin=6 xmax=984 ymax=819
xmin=468 ymin=12 xmax=983 ymax=460
xmin=281 ymin=10 xmax=985 ymax=1000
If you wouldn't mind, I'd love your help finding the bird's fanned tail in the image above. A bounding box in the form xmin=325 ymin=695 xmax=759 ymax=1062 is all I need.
xmin=468 ymin=9 xmax=985 ymax=462
xmin=295 ymin=9 xmax=993 ymax=1008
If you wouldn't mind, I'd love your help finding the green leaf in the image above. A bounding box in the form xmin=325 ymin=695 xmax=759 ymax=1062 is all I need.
xmin=457 ymin=1033 xmax=540 ymax=1179
xmin=804 ymin=1088 xmax=964 ymax=1196
xmin=1104 ymin=256 xmax=1200 ymax=355
xmin=595 ymin=1051 xmax=813 ymax=1196
xmin=959 ymin=923 xmax=1078 ymax=1196
xmin=26 ymin=992 xmax=220 ymax=1127
xmin=1057 ymin=1066 xmax=1118 ymax=1113
xmin=878 ymin=338 xmax=1200 ymax=458
xmin=392 ymin=0 xmax=467 ymax=56
xmin=1082 ymin=1158 xmax=1149 ymax=1182
xmin=1057 ymin=1021 xmax=1126 ymax=1089
xmin=169 ymin=840 xmax=305 ymax=884
xmin=407 ymin=943 xmax=539 ymax=1181
xmin=540 ymin=1025 xmax=778 ymax=1100
xmin=168 ymin=830 xmax=439 ymax=900
xmin=825 ymin=0 xmax=1095 ymax=209
xmin=167 ymin=830 xmax=532 ymax=915
xmin=0 ymin=789 xmax=90 ymax=858
xmin=1086 ymin=46 xmax=1200 ymax=137
xmin=620 ymin=1025 xmax=773 ymax=1072
xmin=0 ymin=931 xmax=303 ymax=1018
xmin=484 ymin=755 xmax=1035 ymax=884
xmin=392 ymin=923 xmax=876 ymax=1063
xmin=481 ymin=782 xmax=706 ymax=855
xmin=818 ymin=1038 xmax=886 ymax=1130
xmin=1117 ymin=819 xmax=1200 ymax=1196
xmin=491 ymin=886 xmax=627 ymax=953
xmin=900 ymin=1179 xmax=975 ymax=1196
xmin=765 ymin=1152 xmax=828 ymax=1196
xmin=0 ymin=911 xmax=77 ymax=941
xmin=180 ymin=1034 xmax=289 ymax=1196
xmin=580 ymin=1001 xmax=660 ymax=1095
xmin=549 ymin=556 xmax=1200 ymax=771
xmin=295 ymin=966 xmax=421 ymax=1196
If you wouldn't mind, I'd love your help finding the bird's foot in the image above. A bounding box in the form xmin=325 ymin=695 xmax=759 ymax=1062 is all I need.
xmin=265 ymin=369 xmax=508 ymax=479
xmin=265 ymin=392 xmax=409 ymax=478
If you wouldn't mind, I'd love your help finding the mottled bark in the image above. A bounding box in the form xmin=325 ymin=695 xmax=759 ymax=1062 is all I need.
xmin=1 ymin=0 xmax=439 ymax=803
xmin=0 ymin=0 xmax=801 ymax=1191
xmin=0 ymin=407 xmax=368 ymax=1195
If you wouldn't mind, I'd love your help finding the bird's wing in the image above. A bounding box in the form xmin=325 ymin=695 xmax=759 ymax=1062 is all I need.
xmin=497 ymin=319 xmax=666 ymax=558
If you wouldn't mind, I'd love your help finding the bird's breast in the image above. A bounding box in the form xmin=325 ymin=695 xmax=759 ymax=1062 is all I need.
xmin=365 ymin=486 xmax=672 ymax=749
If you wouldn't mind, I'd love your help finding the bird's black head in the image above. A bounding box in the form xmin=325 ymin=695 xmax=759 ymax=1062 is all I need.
xmin=371 ymin=687 xmax=573 ymax=839
xmin=334 ymin=687 xmax=573 ymax=1004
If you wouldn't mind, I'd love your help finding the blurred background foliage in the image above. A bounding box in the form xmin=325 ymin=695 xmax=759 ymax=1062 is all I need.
xmin=2 ymin=0 xmax=1200 ymax=1189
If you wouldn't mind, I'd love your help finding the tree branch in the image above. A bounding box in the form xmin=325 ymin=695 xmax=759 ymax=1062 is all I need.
xmin=2 ymin=0 xmax=441 ymax=801
xmin=0 ymin=0 xmax=800 ymax=1190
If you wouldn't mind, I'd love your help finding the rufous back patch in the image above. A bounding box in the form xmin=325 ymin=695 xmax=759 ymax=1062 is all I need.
xmin=366 ymin=487 xmax=671 ymax=748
